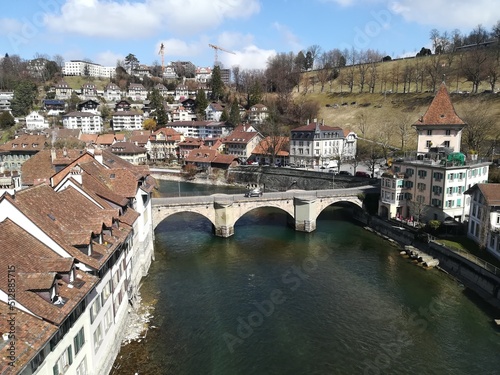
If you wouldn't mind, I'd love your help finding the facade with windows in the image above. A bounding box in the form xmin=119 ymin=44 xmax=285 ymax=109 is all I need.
xmin=63 ymin=60 xmax=115 ymax=78
xmin=289 ymin=120 xmax=356 ymax=168
xmin=378 ymin=82 xmax=490 ymax=222
xmin=111 ymin=111 xmax=144 ymax=131
xmin=63 ymin=112 xmax=103 ymax=134
xmin=0 ymin=150 xmax=155 ymax=375
xmin=465 ymin=184 xmax=500 ymax=259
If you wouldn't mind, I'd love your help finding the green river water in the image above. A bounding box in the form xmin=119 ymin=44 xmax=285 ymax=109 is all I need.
xmin=111 ymin=180 xmax=500 ymax=375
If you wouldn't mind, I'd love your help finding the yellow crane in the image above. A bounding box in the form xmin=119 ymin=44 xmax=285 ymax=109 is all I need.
xmin=208 ymin=43 xmax=235 ymax=66
xmin=158 ymin=43 xmax=165 ymax=75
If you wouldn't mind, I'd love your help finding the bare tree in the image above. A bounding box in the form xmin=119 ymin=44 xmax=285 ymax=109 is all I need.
xmin=394 ymin=112 xmax=415 ymax=152
xmin=460 ymin=99 xmax=500 ymax=156
xmin=461 ymin=48 xmax=488 ymax=93
xmin=355 ymin=111 xmax=371 ymax=138
xmin=306 ymin=45 xmax=322 ymax=69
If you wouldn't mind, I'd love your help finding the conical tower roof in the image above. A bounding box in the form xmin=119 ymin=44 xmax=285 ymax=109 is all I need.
xmin=413 ymin=82 xmax=465 ymax=127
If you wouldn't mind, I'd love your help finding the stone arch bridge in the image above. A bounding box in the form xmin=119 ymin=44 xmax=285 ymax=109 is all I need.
xmin=152 ymin=187 xmax=376 ymax=237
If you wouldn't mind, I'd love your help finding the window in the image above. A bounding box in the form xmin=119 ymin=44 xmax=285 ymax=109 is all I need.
xmin=443 ymin=141 xmax=450 ymax=148
xmin=433 ymin=172 xmax=443 ymax=180
xmin=431 ymin=199 xmax=442 ymax=207
xmin=427 ymin=130 xmax=432 ymax=135
xmin=417 ymin=183 xmax=426 ymax=191
xmin=76 ymin=358 xmax=88 ymax=375
xmin=405 ymin=181 xmax=413 ymax=188
xmin=73 ymin=328 xmax=85 ymax=356
xmin=90 ymin=297 xmax=102 ymax=323
xmin=406 ymin=168 xmax=414 ymax=176
xmin=93 ymin=324 xmax=104 ymax=353
xmin=103 ymin=308 xmax=113 ymax=333
xmin=53 ymin=346 xmax=73 ymax=375
xmin=445 ymin=130 xmax=451 ymax=135
xmin=456 ymin=198 xmax=461 ymax=207
xmin=445 ymin=200 xmax=454 ymax=208
xmin=396 ymin=180 xmax=404 ymax=188
xmin=417 ymin=195 xmax=425 ymax=204
xmin=432 ymin=186 xmax=442 ymax=195
xmin=418 ymin=170 xmax=427 ymax=178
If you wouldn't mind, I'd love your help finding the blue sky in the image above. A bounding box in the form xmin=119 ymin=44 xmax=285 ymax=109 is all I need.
xmin=1 ymin=0 xmax=498 ymax=70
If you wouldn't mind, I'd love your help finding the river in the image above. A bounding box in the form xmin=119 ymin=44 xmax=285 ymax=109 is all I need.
xmin=111 ymin=181 xmax=500 ymax=375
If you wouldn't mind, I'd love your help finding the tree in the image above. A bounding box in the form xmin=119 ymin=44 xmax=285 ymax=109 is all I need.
xmin=10 ymin=80 xmax=37 ymax=117
xmin=0 ymin=111 xmax=15 ymax=129
xmin=148 ymin=88 xmax=168 ymax=127
xmin=258 ymin=104 xmax=288 ymax=166
xmin=460 ymin=99 xmax=500 ymax=156
xmin=220 ymin=109 xmax=229 ymax=122
xmin=394 ymin=113 xmax=415 ymax=152
xmin=306 ymin=45 xmax=322 ymax=69
xmin=294 ymin=51 xmax=306 ymax=72
xmin=460 ymin=48 xmax=488 ymax=93
xmin=210 ymin=65 xmax=224 ymax=101
xmin=143 ymin=118 xmax=157 ymax=131
xmin=124 ymin=53 xmax=139 ymax=73
xmin=408 ymin=199 xmax=429 ymax=225
xmin=228 ymin=99 xmax=241 ymax=126
xmin=195 ymin=89 xmax=208 ymax=120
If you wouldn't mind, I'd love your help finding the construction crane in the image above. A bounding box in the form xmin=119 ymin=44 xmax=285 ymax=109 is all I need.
xmin=158 ymin=43 xmax=165 ymax=75
xmin=208 ymin=43 xmax=235 ymax=66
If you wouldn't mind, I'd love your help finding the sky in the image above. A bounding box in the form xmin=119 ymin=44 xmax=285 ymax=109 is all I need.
xmin=0 ymin=0 xmax=499 ymax=71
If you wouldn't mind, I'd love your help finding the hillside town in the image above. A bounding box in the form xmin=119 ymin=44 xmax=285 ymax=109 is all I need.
xmin=1 ymin=31 xmax=500 ymax=374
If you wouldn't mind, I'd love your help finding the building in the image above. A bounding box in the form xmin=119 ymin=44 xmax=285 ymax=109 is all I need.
xmin=465 ymin=184 xmax=500 ymax=258
xmin=195 ymin=67 xmax=212 ymax=83
xmin=25 ymin=111 xmax=50 ymax=130
xmin=0 ymin=149 xmax=155 ymax=375
xmin=252 ymin=136 xmax=290 ymax=166
xmin=81 ymin=83 xmax=98 ymax=99
xmin=54 ymin=80 xmax=73 ymax=100
xmin=111 ymin=111 xmax=143 ymax=131
xmin=289 ymin=120 xmax=354 ymax=168
xmin=205 ymin=102 xmax=225 ymax=122
xmin=63 ymin=112 xmax=103 ymax=134
xmin=63 ymin=60 xmax=116 ymax=78
xmin=110 ymin=141 xmax=148 ymax=165
xmin=127 ymin=83 xmax=148 ymax=102
xmin=104 ymin=82 xmax=122 ymax=102
xmin=164 ymin=121 xmax=233 ymax=139
xmin=77 ymin=99 xmax=100 ymax=114
xmin=247 ymin=104 xmax=269 ymax=124
xmin=0 ymin=91 xmax=14 ymax=112
xmin=378 ymin=82 xmax=490 ymax=223
xmin=42 ymin=99 xmax=66 ymax=115
xmin=221 ymin=128 xmax=263 ymax=163
xmin=148 ymin=128 xmax=183 ymax=161
xmin=0 ymin=134 xmax=48 ymax=171
xmin=178 ymin=137 xmax=204 ymax=159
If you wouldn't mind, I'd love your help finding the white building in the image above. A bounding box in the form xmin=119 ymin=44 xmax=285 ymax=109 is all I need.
xmin=63 ymin=111 xmax=103 ymax=134
xmin=164 ymin=120 xmax=233 ymax=139
xmin=63 ymin=60 xmax=116 ymax=78
xmin=104 ymin=82 xmax=122 ymax=102
xmin=111 ymin=111 xmax=144 ymax=131
xmin=127 ymin=83 xmax=148 ymax=102
xmin=0 ymin=150 xmax=155 ymax=375
xmin=195 ymin=67 xmax=212 ymax=83
xmin=25 ymin=111 xmax=50 ymax=130
xmin=378 ymin=82 xmax=490 ymax=223
xmin=289 ymin=120 xmax=356 ymax=168
xmin=465 ymin=184 xmax=500 ymax=258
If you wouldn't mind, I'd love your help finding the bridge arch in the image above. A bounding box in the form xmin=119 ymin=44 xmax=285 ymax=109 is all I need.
xmin=314 ymin=197 xmax=363 ymax=221
xmin=231 ymin=201 xmax=295 ymax=228
xmin=153 ymin=205 xmax=216 ymax=231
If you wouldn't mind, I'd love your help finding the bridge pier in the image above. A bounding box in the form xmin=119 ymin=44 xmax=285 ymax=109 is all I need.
xmin=214 ymin=199 xmax=235 ymax=238
xmin=294 ymin=196 xmax=317 ymax=233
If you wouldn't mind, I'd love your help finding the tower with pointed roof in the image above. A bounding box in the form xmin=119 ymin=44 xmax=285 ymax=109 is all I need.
xmin=413 ymin=82 xmax=466 ymax=155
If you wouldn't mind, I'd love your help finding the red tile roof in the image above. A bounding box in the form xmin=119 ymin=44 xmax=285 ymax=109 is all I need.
xmin=413 ymin=82 xmax=465 ymax=127
xmin=466 ymin=183 xmax=500 ymax=206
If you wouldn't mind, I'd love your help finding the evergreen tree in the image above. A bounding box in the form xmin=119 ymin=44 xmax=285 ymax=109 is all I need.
xmin=10 ymin=80 xmax=37 ymax=117
xmin=210 ymin=65 xmax=224 ymax=101
xmin=248 ymin=81 xmax=263 ymax=108
xmin=228 ymin=99 xmax=241 ymax=126
xmin=0 ymin=111 xmax=15 ymax=129
xmin=195 ymin=89 xmax=208 ymax=120
xmin=220 ymin=109 xmax=229 ymax=122
xmin=148 ymin=88 xmax=168 ymax=128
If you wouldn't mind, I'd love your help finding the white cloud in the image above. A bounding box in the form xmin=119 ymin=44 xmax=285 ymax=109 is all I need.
xmin=389 ymin=0 xmax=499 ymax=29
xmin=272 ymin=22 xmax=303 ymax=52
xmin=0 ymin=18 xmax=23 ymax=36
xmin=222 ymin=45 xmax=276 ymax=70
xmin=44 ymin=0 xmax=260 ymax=38
xmin=95 ymin=50 xmax=124 ymax=66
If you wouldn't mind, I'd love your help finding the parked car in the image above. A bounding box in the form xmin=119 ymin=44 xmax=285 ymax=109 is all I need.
xmin=338 ymin=171 xmax=352 ymax=176
xmin=245 ymin=188 xmax=263 ymax=197
xmin=355 ymin=171 xmax=371 ymax=178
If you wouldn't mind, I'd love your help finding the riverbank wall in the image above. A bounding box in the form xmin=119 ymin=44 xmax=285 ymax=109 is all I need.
xmin=367 ymin=216 xmax=500 ymax=310
xmin=227 ymin=166 xmax=374 ymax=191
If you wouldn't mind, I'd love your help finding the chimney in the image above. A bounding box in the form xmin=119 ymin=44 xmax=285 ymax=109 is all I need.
xmin=306 ymin=119 xmax=309 ymax=125
xmin=51 ymin=147 xmax=56 ymax=162
xmin=94 ymin=148 xmax=103 ymax=165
